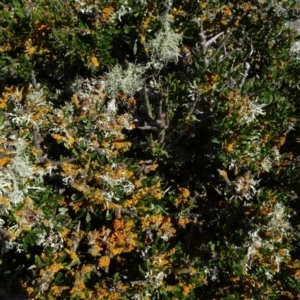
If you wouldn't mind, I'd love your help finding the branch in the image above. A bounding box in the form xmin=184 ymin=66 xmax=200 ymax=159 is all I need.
xmin=206 ymin=31 xmax=224 ymax=48
xmin=47 ymin=157 xmax=77 ymax=166
xmin=137 ymin=87 xmax=169 ymax=157
xmin=239 ymin=62 xmax=251 ymax=90
xmin=131 ymin=280 xmax=147 ymax=286
xmin=31 ymin=70 xmax=37 ymax=89
xmin=34 ymin=128 xmax=77 ymax=166
xmin=33 ymin=128 xmax=43 ymax=163
xmin=199 ymin=19 xmax=224 ymax=56
xmin=143 ymin=86 xmax=153 ymax=119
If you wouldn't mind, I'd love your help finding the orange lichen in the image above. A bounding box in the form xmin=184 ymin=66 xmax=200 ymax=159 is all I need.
xmin=98 ymin=256 xmax=110 ymax=268
xmin=102 ymin=6 xmax=114 ymax=22
xmin=0 ymin=156 xmax=11 ymax=167
xmin=88 ymin=55 xmax=99 ymax=69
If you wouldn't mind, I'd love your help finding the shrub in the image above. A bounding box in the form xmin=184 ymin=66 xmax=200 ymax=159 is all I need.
xmin=1 ymin=0 xmax=300 ymax=299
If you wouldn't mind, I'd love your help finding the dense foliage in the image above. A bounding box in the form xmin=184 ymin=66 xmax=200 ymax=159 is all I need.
xmin=1 ymin=0 xmax=300 ymax=299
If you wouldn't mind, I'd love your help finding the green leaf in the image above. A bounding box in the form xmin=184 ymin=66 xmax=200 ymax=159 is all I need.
xmin=162 ymin=242 xmax=170 ymax=252
xmin=106 ymin=211 xmax=113 ymax=221
xmin=51 ymin=194 xmax=63 ymax=202
xmin=58 ymin=253 xmax=68 ymax=264
xmin=58 ymin=207 xmax=69 ymax=215
xmin=24 ymin=231 xmax=38 ymax=248
xmin=86 ymin=211 xmax=91 ymax=223
xmin=66 ymin=259 xmax=80 ymax=269
xmin=173 ymin=286 xmax=182 ymax=292
xmin=34 ymin=255 xmax=43 ymax=267
xmin=71 ymin=149 xmax=79 ymax=159
xmin=14 ymin=8 xmax=25 ymax=19
xmin=0 ymin=110 xmax=4 ymax=126
xmin=138 ymin=264 xmax=145 ymax=275
xmin=54 ymin=272 xmax=63 ymax=284
xmin=124 ymin=26 xmax=131 ymax=34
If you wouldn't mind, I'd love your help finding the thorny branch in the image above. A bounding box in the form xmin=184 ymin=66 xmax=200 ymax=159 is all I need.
xmin=137 ymin=86 xmax=169 ymax=157
xmin=219 ymin=33 xmax=250 ymax=63
xmin=199 ymin=19 xmax=224 ymax=56
xmin=143 ymin=86 xmax=153 ymax=119
xmin=239 ymin=62 xmax=251 ymax=90
xmin=197 ymin=19 xmax=251 ymax=68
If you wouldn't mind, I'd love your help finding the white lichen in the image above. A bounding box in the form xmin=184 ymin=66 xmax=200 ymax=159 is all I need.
xmin=104 ymin=63 xmax=146 ymax=98
xmin=146 ymin=25 xmax=182 ymax=65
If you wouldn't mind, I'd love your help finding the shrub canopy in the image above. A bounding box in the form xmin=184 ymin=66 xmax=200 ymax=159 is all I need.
xmin=1 ymin=0 xmax=300 ymax=299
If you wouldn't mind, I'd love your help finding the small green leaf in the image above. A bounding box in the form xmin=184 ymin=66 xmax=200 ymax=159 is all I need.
xmin=34 ymin=255 xmax=43 ymax=267
xmin=138 ymin=264 xmax=145 ymax=275
xmin=86 ymin=211 xmax=91 ymax=223
xmin=54 ymin=272 xmax=63 ymax=284
xmin=52 ymin=195 xmax=63 ymax=202
xmin=66 ymin=259 xmax=80 ymax=269
xmin=58 ymin=253 xmax=68 ymax=264
xmin=58 ymin=207 xmax=68 ymax=215
xmin=0 ymin=110 xmax=4 ymax=126
xmin=106 ymin=211 xmax=112 ymax=220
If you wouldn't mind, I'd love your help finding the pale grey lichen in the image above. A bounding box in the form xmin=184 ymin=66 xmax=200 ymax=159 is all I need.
xmin=286 ymin=19 xmax=300 ymax=58
xmin=146 ymin=28 xmax=182 ymax=64
xmin=104 ymin=63 xmax=146 ymax=98
xmin=145 ymin=13 xmax=182 ymax=66
xmin=0 ymin=138 xmax=44 ymax=207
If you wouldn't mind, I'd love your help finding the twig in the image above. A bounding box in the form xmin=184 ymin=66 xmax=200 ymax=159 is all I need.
xmin=0 ymin=2 xmax=9 ymax=8
xmin=51 ymin=28 xmax=65 ymax=47
xmin=243 ymin=88 xmax=266 ymax=98
xmin=137 ymin=125 xmax=156 ymax=131
xmin=137 ymin=86 xmax=169 ymax=156
xmin=94 ymin=147 xmax=105 ymax=156
xmin=185 ymin=97 xmax=200 ymax=121
xmin=33 ymin=128 xmax=43 ymax=163
xmin=144 ymin=86 xmax=153 ymax=119
xmin=131 ymin=280 xmax=147 ymax=286
xmin=217 ymin=169 xmax=232 ymax=186
xmin=31 ymin=70 xmax=37 ymax=89
xmin=120 ymin=208 xmax=138 ymax=217
xmin=239 ymin=62 xmax=251 ymax=90
xmin=46 ymin=157 xmax=76 ymax=166
xmin=199 ymin=19 xmax=224 ymax=56
xmin=34 ymin=128 xmax=77 ymax=165
xmin=156 ymin=97 xmax=168 ymax=143
xmin=0 ymin=151 xmax=16 ymax=159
